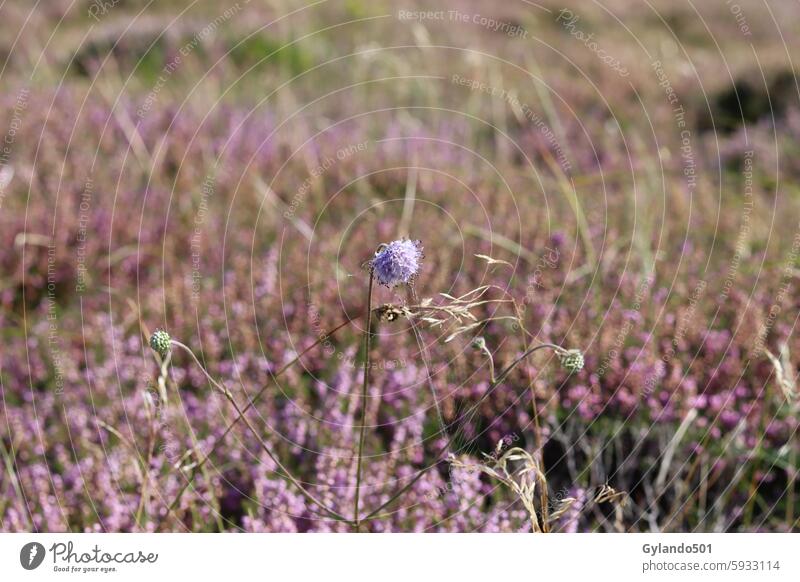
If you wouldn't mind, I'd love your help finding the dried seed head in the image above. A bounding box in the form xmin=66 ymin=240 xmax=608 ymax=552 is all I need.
xmin=370 ymin=239 xmax=423 ymax=287
xmin=149 ymin=329 xmax=171 ymax=357
xmin=559 ymin=349 xmax=584 ymax=374
xmin=471 ymin=336 xmax=487 ymax=351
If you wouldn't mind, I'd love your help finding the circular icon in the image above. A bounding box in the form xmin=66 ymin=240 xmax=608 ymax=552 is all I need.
xmin=20 ymin=542 xmax=46 ymax=570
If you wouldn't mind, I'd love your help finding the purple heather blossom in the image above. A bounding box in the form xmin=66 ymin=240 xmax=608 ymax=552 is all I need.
xmin=370 ymin=239 xmax=423 ymax=287
xmin=2 ymin=61 xmax=796 ymax=534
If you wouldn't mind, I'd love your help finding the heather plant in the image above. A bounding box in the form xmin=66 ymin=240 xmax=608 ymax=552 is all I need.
xmin=149 ymin=243 xmax=586 ymax=532
xmin=2 ymin=0 xmax=799 ymax=535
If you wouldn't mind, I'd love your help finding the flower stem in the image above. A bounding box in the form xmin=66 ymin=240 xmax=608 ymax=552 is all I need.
xmin=353 ymin=270 xmax=375 ymax=531
xmin=515 ymin=309 xmax=550 ymax=531
xmin=407 ymin=286 xmax=447 ymax=440
xmin=363 ymin=342 xmax=564 ymax=521
xmin=168 ymin=340 xmax=351 ymax=524
xmin=160 ymin=315 xmax=360 ymax=525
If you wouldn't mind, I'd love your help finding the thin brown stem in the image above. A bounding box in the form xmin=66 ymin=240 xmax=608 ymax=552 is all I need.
xmin=353 ymin=271 xmax=375 ymax=531
xmin=514 ymin=303 xmax=549 ymax=530
xmin=524 ymin=342 xmax=549 ymax=528
xmin=363 ymin=342 xmax=565 ymax=521
xmin=160 ymin=300 xmax=466 ymax=526
xmin=159 ymin=315 xmax=360 ymax=526
xmin=168 ymin=341 xmax=351 ymax=524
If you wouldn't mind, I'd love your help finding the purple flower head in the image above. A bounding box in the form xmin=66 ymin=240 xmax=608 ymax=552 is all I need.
xmin=371 ymin=239 xmax=423 ymax=287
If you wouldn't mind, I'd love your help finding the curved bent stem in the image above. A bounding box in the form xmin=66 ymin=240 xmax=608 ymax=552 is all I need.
xmin=363 ymin=342 xmax=566 ymax=522
xmin=160 ymin=315 xmax=360 ymax=525
xmin=167 ymin=341 xmax=351 ymax=525
xmin=160 ymin=298 xmax=479 ymax=525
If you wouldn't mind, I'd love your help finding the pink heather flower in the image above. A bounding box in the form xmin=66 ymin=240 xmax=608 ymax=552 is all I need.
xmin=371 ymin=239 xmax=423 ymax=287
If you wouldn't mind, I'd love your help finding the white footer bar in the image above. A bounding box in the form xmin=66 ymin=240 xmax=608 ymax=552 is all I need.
xmin=1 ymin=533 xmax=797 ymax=581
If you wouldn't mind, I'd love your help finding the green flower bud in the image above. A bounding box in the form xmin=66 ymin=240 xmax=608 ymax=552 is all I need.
xmin=471 ymin=336 xmax=487 ymax=351
xmin=149 ymin=329 xmax=171 ymax=357
xmin=559 ymin=349 xmax=584 ymax=374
